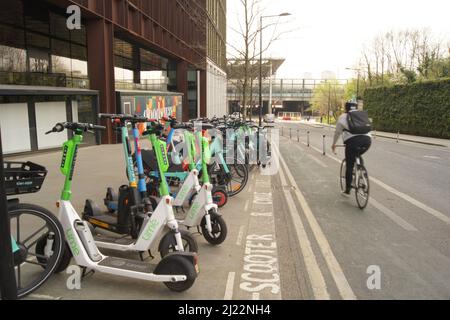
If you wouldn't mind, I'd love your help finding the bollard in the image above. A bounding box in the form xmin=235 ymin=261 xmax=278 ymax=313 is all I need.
xmin=397 ymin=131 xmax=400 ymax=143
xmin=307 ymin=131 xmax=310 ymax=147
xmin=281 ymin=127 xmax=284 ymax=137
xmin=297 ymin=129 xmax=300 ymax=142
xmin=322 ymin=135 xmax=326 ymax=156
xmin=289 ymin=128 xmax=292 ymax=139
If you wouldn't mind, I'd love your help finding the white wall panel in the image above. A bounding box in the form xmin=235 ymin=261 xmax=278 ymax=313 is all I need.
xmin=35 ymin=101 xmax=67 ymax=150
xmin=0 ymin=103 xmax=31 ymax=154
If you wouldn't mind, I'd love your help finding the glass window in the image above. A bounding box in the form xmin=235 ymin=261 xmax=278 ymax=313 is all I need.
xmin=114 ymin=67 xmax=133 ymax=82
xmin=26 ymin=32 xmax=50 ymax=50
xmin=51 ymin=55 xmax=72 ymax=76
xmin=71 ymin=43 xmax=87 ymax=61
xmin=0 ymin=25 xmax=25 ymax=48
xmin=0 ymin=0 xmax=24 ymax=28
xmin=0 ymin=45 xmax=26 ymax=72
xmin=24 ymin=3 xmax=49 ymax=35
xmin=49 ymin=12 xmax=70 ymax=41
xmin=28 ymin=48 xmax=50 ymax=73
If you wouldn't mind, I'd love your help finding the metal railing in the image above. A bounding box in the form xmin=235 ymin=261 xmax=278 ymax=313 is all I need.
xmin=0 ymin=71 xmax=89 ymax=89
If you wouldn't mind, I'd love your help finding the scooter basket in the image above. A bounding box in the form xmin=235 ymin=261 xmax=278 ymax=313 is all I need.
xmin=3 ymin=161 xmax=47 ymax=196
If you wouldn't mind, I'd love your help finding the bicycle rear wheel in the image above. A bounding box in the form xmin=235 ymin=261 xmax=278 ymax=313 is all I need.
xmin=9 ymin=203 xmax=65 ymax=298
xmin=355 ymin=165 xmax=370 ymax=210
xmin=227 ymin=162 xmax=249 ymax=197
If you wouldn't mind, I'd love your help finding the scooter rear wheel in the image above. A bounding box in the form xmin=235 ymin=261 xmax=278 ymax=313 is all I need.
xmin=213 ymin=189 xmax=228 ymax=208
xmin=163 ymin=257 xmax=196 ymax=292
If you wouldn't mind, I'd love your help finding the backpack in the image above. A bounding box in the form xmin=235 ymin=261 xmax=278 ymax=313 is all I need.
xmin=347 ymin=111 xmax=372 ymax=134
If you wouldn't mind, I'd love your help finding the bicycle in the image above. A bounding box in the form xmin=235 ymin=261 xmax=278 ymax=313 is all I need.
xmin=4 ymin=161 xmax=65 ymax=298
xmin=337 ymin=146 xmax=370 ymax=210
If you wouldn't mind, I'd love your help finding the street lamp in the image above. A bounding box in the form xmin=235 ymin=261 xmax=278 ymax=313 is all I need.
xmin=259 ymin=12 xmax=291 ymax=126
xmin=346 ymin=67 xmax=362 ymax=101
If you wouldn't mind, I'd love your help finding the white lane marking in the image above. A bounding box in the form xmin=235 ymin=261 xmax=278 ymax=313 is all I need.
xmin=224 ymin=272 xmax=236 ymax=300
xmin=28 ymin=294 xmax=62 ymax=300
xmin=244 ymin=200 xmax=250 ymax=212
xmin=294 ymin=136 xmax=450 ymax=225
xmin=252 ymin=292 xmax=260 ymax=300
xmin=307 ymin=154 xmax=328 ymax=168
xmin=236 ymin=225 xmax=246 ymax=246
xmin=370 ymin=199 xmax=418 ymax=232
xmin=278 ymin=160 xmax=330 ymax=300
xmin=370 ymin=177 xmax=450 ymax=225
xmin=423 ymin=155 xmax=440 ymax=160
xmin=275 ymin=144 xmax=357 ymax=300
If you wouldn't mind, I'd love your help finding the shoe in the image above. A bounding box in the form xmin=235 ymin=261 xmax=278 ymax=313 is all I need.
xmin=341 ymin=190 xmax=351 ymax=198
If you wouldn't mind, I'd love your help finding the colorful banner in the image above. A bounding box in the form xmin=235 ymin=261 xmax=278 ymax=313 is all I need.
xmin=134 ymin=95 xmax=180 ymax=120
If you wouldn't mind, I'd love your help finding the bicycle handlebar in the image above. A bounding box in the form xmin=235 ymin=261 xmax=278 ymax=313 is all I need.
xmin=99 ymin=113 xmax=156 ymax=124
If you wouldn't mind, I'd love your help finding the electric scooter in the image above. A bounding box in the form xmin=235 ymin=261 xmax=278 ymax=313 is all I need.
xmin=148 ymin=121 xmax=228 ymax=245
xmin=83 ymin=114 xmax=153 ymax=239
xmin=82 ymin=114 xmax=198 ymax=258
xmin=47 ymin=122 xmax=198 ymax=292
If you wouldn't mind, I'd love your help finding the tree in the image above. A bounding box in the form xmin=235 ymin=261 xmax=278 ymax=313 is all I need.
xmin=311 ymin=80 xmax=345 ymax=120
xmin=358 ymin=29 xmax=450 ymax=86
xmin=227 ymin=0 xmax=292 ymax=119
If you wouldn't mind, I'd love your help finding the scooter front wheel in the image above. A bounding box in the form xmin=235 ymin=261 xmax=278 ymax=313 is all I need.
xmin=201 ymin=212 xmax=227 ymax=245
xmin=159 ymin=229 xmax=198 ymax=258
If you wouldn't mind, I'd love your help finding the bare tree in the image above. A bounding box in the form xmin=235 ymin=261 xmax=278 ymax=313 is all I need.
xmin=358 ymin=29 xmax=450 ymax=86
xmin=227 ymin=0 xmax=293 ymax=119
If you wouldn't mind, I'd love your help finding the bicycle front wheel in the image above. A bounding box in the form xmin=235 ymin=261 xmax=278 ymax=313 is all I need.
xmin=9 ymin=203 xmax=65 ymax=298
xmin=355 ymin=165 xmax=370 ymax=210
xmin=340 ymin=160 xmax=346 ymax=192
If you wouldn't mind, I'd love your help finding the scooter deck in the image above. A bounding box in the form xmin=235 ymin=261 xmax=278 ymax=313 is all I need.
xmin=99 ymin=256 xmax=155 ymax=273
xmin=93 ymin=234 xmax=135 ymax=245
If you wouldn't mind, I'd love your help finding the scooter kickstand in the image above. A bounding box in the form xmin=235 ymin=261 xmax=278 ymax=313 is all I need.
xmin=81 ymin=267 xmax=95 ymax=279
xmin=148 ymin=250 xmax=155 ymax=260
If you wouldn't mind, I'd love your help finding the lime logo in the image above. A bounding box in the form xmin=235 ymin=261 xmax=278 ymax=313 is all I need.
xmin=61 ymin=145 xmax=68 ymax=169
xmin=178 ymin=186 xmax=189 ymax=200
xmin=66 ymin=229 xmax=80 ymax=256
xmin=189 ymin=203 xmax=201 ymax=220
xmin=160 ymin=144 xmax=168 ymax=166
xmin=143 ymin=219 xmax=160 ymax=241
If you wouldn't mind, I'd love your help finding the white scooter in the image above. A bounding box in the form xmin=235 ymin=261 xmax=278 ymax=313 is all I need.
xmin=47 ymin=122 xmax=198 ymax=292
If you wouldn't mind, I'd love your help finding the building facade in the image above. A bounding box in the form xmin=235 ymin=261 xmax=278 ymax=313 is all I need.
xmin=0 ymin=0 xmax=227 ymax=154
xmin=205 ymin=0 xmax=227 ymax=118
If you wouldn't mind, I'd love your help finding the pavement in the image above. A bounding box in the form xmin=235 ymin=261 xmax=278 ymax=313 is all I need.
xmin=7 ymin=145 xmax=284 ymax=300
xmin=5 ymin=122 xmax=450 ymax=300
xmin=279 ymin=119 xmax=450 ymax=147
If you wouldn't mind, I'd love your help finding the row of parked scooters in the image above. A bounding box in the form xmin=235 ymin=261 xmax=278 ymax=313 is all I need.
xmin=7 ymin=113 xmax=271 ymax=297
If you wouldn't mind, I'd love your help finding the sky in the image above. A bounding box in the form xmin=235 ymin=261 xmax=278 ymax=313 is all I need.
xmin=227 ymin=0 xmax=450 ymax=79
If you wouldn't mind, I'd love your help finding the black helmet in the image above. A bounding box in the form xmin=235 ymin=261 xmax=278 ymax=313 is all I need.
xmin=345 ymin=101 xmax=358 ymax=113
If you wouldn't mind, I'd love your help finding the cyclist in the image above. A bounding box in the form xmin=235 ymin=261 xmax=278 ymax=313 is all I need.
xmin=332 ymin=102 xmax=372 ymax=196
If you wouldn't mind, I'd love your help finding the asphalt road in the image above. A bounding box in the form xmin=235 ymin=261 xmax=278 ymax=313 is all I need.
xmin=273 ymin=121 xmax=450 ymax=299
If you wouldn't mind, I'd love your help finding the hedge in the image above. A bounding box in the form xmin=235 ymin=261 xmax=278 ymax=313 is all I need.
xmin=364 ymin=79 xmax=450 ymax=139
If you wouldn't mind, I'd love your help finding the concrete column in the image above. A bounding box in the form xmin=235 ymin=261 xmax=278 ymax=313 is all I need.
xmin=86 ymin=18 xmax=116 ymax=144
xmin=200 ymin=69 xmax=207 ymax=117
xmin=132 ymin=45 xmax=141 ymax=85
xmin=177 ymin=60 xmax=189 ymax=121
